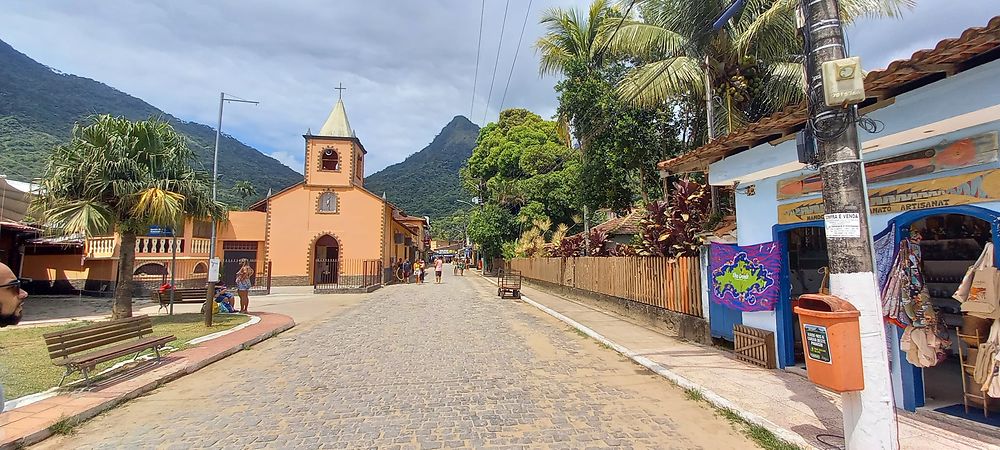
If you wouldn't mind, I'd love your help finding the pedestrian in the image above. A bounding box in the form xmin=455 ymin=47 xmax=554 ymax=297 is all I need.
xmin=235 ymin=258 xmax=254 ymax=313
xmin=0 ymin=262 xmax=29 ymax=412
xmin=434 ymin=257 xmax=444 ymax=284
xmin=402 ymin=259 xmax=412 ymax=284
xmin=414 ymin=259 xmax=424 ymax=284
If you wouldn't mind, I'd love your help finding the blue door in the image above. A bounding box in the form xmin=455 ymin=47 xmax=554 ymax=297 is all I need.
xmin=710 ymin=301 xmax=742 ymax=340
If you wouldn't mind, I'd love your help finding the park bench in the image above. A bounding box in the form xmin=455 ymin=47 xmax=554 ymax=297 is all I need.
xmin=43 ymin=315 xmax=175 ymax=386
xmin=152 ymin=288 xmax=206 ymax=310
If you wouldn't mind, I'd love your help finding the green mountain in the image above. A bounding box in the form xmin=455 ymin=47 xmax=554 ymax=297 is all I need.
xmin=365 ymin=115 xmax=479 ymax=220
xmin=0 ymin=38 xmax=300 ymax=205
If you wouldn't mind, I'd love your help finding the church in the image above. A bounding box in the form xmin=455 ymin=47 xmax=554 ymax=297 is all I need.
xmin=19 ymin=93 xmax=427 ymax=294
xmin=245 ymin=94 xmax=429 ymax=285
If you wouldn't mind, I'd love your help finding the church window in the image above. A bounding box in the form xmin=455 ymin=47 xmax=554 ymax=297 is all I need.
xmin=321 ymin=148 xmax=340 ymax=171
xmin=318 ymin=192 xmax=337 ymax=212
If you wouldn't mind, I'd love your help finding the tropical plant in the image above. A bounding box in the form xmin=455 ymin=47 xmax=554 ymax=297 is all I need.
xmin=34 ymin=115 xmax=227 ymax=319
xmin=638 ymin=179 xmax=711 ymax=257
xmin=608 ymin=0 xmax=912 ymax=136
xmin=536 ymin=0 xmax=618 ymax=77
xmin=466 ymin=203 xmax=516 ymax=261
xmin=232 ymin=180 xmax=258 ymax=210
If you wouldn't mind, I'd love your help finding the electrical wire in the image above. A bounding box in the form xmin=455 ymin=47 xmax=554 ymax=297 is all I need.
xmin=497 ymin=0 xmax=533 ymax=113
xmin=592 ymin=0 xmax=638 ymax=63
xmin=482 ymin=0 xmax=512 ymax=125
xmin=470 ymin=0 xmax=486 ymax=121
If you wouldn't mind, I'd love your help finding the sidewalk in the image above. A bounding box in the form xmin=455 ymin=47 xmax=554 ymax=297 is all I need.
xmin=0 ymin=312 xmax=294 ymax=450
xmin=489 ymin=276 xmax=998 ymax=450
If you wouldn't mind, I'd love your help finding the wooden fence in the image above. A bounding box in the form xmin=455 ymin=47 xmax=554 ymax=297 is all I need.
xmin=509 ymin=256 xmax=703 ymax=318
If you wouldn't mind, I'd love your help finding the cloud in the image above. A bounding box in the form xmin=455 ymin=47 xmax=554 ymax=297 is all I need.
xmin=0 ymin=0 xmax=992 ymax=177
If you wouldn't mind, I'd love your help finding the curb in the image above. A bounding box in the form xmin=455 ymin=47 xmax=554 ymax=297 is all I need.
xmin=481 ymin=275 xmax=815 ymax=450
xmin=0 ymin=313 xmax=294 ymax=450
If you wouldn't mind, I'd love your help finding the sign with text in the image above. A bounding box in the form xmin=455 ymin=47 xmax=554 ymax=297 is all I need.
xmin=208 ymin=257 xmax=221 ymax=282
xmin=777 ymin=132 xmax=998 ymax=200
xmin=710 ymin=241 xmax=782 ymax=312
xmin=824 ymin=213 xmax=861 ymax=238
xmin=804 ymin=324 xmax=832 ymax=363
xmin=778 ymin=169 xmax=1000 ymax=224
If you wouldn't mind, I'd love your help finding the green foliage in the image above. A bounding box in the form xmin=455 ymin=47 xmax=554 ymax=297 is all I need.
xmin=0 ymin=39 xmax=298 ymax=205
xmin=34 ymin=115 xmax=227 ymax=319
xmin=431 ymin=210 xmax=471 ymax=241
xmin=466 ymin=203 xmax=515 ymax=260
xmin=364 ymin=116 xmax=480 ymax=221
xmin=608 ymin=0 xmax=913 ymax=136
xmin=231 ymin=180 xmax=258 ymax=210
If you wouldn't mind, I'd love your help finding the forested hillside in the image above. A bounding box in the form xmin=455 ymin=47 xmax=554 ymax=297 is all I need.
xmin=0 ymin=39 xmax=300 ymax=205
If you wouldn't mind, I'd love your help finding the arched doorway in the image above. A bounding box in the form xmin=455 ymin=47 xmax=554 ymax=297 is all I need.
xmin=313 ymin=235 xmax=340 ymax=285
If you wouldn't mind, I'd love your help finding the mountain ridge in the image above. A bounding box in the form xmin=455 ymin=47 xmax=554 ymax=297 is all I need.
xmin=364 ymin=115 xmax=479 ymax=220
xmin=0 ymin=38 xmax=301 ymax=205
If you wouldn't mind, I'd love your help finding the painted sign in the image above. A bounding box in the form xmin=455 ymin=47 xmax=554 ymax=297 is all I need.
xmin=804 ymin=324 xmax=832 ymax=363
xmin=710 ymin=241 xmax=782 ymax=312
xmin=777 ymin=132 xmax=999 ymax=200
xmin=778 ymin=169 xmax=1000 ymax=224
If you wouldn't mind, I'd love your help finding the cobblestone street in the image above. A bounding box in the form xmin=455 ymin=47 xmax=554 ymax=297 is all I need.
xmin=34 ymin=272 xmax=753 ymax=449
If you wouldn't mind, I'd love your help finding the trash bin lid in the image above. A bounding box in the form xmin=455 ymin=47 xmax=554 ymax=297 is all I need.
xmin=793 ymin=293 xmax=860 ymax=319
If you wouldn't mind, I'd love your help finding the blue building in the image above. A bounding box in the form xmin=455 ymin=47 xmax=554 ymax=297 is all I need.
xmin=661 ymin=18 xmax=1000 ymax=414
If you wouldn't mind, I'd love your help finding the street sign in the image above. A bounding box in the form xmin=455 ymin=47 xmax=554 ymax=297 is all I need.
xmin=208 ymin=257 xmax=221 ymax=282
xmin=148 ymin=226 xmax=174 ymax=237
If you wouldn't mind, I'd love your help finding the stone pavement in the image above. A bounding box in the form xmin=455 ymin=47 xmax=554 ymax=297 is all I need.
xmin=0 ymin=312 xmax=294 ymax=449
xmin=499 ymin=278 xmax=1000 ymax=450
xmin=31 ymin=271 xmax=755 ymax=449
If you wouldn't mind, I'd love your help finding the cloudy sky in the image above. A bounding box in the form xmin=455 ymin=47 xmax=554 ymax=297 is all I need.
xmin=1 ymin=1 xmax=996 ymax=175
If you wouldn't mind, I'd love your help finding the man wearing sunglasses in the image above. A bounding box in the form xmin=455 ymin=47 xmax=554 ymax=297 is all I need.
xmin=1 ymin=261 xmax=28 ymax=411
xmin=0 ymin=262 xmax=28 ymax=327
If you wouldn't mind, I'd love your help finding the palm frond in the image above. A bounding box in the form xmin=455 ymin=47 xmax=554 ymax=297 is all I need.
xmin=616 ymin=55 xmax=703 ymax=106
xmin=44 ymin=200 xmax=113 ymax=237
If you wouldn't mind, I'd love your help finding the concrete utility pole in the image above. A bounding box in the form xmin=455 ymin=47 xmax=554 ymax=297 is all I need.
xmin=801 ymin=0 xmax=898 ymax=448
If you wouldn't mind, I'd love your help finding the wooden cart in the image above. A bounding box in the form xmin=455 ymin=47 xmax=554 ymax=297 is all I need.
xmin=497 ymin=269 xmax=522 ymax=299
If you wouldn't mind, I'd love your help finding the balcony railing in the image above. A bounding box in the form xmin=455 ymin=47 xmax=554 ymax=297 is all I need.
xmin=86 ymin=236 xmax=214 ymax=258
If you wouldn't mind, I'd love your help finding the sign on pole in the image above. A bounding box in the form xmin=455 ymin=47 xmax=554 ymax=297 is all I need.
xmin=208 ymin=257 xmax=221 ymax=282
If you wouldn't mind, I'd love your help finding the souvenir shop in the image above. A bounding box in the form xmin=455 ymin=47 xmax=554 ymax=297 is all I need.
xmin=687 ymin=39 xmax=1000 ymax=421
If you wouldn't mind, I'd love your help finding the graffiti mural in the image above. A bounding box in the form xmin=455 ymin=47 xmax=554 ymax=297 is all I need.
xmin=710 ymin=241 xmax=783 ymax=312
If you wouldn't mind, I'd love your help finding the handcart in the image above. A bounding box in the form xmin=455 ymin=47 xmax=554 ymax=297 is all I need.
xmin=497 ymin=269 xmax=522 ymax=299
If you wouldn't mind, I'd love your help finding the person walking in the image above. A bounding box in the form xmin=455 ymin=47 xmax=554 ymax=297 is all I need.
xmin=235 ymin=258 xmax=254 ymax=313
xmin=0 ymin=262 xmax=29 ymax=411
xmin=401 ymin=259 xmax=412 ymax=284
xmin=414 ymin=259 xmax=424 ymax=284
xmin=434 ymin=257 xmax=444 ymax=284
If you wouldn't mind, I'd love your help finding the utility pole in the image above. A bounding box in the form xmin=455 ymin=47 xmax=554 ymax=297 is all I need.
xmin=801 ymin=1 xmax=898 ymax=448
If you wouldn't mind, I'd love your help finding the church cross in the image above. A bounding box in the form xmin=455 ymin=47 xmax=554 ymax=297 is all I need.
xmin=335 ymin=83 xmax=346 ymax=100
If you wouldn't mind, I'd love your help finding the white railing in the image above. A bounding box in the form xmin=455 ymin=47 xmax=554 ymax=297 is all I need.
xmin=87 ymin=237 xmax=116 ymax=258
xmin=135 ymin=237 xmax=184 ymax=255
xmin=190 ymin=238 xmax=211 ymax=255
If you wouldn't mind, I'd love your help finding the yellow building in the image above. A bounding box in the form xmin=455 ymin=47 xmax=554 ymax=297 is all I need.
xmin=23 ymin=96 xmax=428 ymax=294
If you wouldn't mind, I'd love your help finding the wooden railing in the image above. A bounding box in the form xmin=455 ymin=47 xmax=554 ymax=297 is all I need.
xmin=509 ymin=256 xmax=703 ymax=318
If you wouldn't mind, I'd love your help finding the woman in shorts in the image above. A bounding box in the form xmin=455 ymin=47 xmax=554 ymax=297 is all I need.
xmin=235 ymin=258 xmax=255 ymax=313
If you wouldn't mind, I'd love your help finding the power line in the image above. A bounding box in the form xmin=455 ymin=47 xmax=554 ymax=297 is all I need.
xmin=469 ymin=0 xmax=486 ymax=121
xmin=498 ymin=0 xmax=533 ymax=112
xmin=482 ymin=0 xmax=512 ymax=125
xmin=592 ymin=0 xmax=637 ymax=64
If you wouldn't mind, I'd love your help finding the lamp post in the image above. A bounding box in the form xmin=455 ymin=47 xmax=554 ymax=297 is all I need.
xmin=204 ymin=92 xmax=258 ymax=327
xmin=456 ymin=199 xmax=479 ymax=269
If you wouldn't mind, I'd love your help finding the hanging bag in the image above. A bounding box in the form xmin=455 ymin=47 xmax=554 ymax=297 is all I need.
xmin=963 ymin=267 xmax=1000 ymax=319
xmin=955 ymin=243 xmax=994 ymax=303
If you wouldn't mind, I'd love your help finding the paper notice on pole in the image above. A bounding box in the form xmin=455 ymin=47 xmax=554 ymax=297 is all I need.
xmin=824 ymin=213 xmax=861 ymax=237
xmin=208 ymin=257 xmax=221 ymax=282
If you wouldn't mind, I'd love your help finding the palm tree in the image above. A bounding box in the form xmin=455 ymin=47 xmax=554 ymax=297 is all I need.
xmin=35 ymin=115 xmax=227 ymax=319
xmin=608 ymin=0 xmax=912 ymax=136
xmin=232 ymin=180 xmax=258 ymax=210
xmin=535 ymin=0 xmax=618 ymax=77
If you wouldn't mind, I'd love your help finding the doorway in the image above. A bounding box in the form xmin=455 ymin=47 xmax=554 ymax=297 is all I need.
xmin=313 ymin=235 xmax=339 ymax=285
xmin=786 ymin=226 xmax=830 ymax=369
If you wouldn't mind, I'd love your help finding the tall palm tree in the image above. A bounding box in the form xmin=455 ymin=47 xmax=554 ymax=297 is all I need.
xmin=232 ymin=180 xmax=258 ymax=210
xmin=535 ymin=0 xmax=617 ymax=77
xmin=35 ymin=115 xmax=227 ymax=319
xmin=608 ymin=0 xmax=912 ymax=136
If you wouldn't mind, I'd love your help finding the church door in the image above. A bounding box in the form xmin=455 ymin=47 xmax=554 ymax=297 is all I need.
xmin=313 ymin=235 xmax=339 ymax=285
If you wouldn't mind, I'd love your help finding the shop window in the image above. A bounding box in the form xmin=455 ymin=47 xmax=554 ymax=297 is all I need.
xmin=321 ymin=148 xmax=340 ymax=171
xmin=318 ymin=192 xmax=338 ymax=213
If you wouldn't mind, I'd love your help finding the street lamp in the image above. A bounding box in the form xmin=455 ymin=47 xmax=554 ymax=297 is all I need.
xmin=455 ymin=199 xmax=480 ymax=267
xmin=204 ymin=92 xmax=259 ymax=327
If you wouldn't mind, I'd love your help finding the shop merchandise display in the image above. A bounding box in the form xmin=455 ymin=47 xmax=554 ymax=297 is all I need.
xmin=883 ymin=234 xmax=952 ymax=367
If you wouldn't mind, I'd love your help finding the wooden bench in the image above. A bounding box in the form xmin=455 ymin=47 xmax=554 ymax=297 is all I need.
xmin=43 ymin=315 xmax=175 ymax=386
xmin=152 ymin=288 xmax=206 ymax=309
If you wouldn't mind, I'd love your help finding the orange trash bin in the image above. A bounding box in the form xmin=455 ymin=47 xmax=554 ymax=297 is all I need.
xmin=793 ymin=293 xmax=864 ymax=393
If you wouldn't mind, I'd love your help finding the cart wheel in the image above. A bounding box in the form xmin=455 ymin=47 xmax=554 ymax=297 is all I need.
xmin=498 ymin=288 xmax=502 ymax=297
xmin=513 ymin=290 xmax=520 ymax=299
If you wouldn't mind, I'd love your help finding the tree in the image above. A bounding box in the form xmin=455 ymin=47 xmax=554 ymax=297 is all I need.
xmin=535 ymin=0 xmax=617 ymax=78
xmin=430 ymin=210 xmax=471 ymax=242
xmin=232 ymin=180 xmax=258 ymax=210
xmin=466 ymin=204 xmax=515 ymax=261
xmin=608 ymin=0 xmax=912 ymax=136
xmin=34 ymin=115 xmax=227 ymax=319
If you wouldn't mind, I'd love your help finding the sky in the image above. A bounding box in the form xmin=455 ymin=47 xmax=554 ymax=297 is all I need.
xmin=0 ymin=1 xmax=996 ymax=175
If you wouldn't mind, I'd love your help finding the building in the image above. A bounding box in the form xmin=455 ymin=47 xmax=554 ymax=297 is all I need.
xmin=23 ymin=95 xmax=428 ymax=293
xmin=660 ymin=17 xmax=1000 ymax=415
